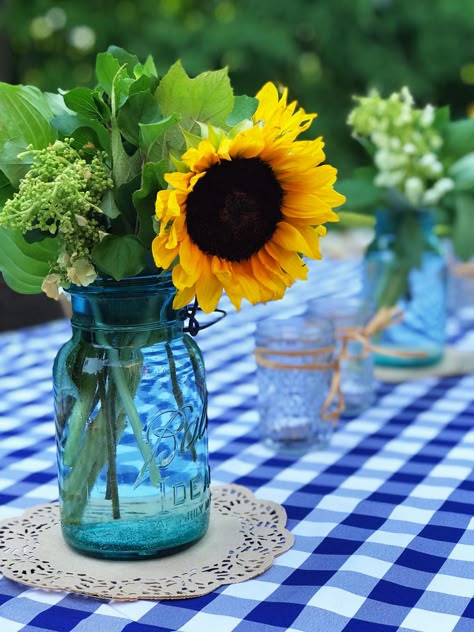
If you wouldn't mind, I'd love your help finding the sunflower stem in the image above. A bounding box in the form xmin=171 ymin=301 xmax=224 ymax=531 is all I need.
xmin=165 ymin=342 xmax=197 ymax=461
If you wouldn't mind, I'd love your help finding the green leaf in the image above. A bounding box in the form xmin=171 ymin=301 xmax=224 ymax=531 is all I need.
xmin=181 ymin=127 xmax=204 ymax=150
xmin=452 ymin=192 xmax=474 ymax=260
xmin=0 ymin=170 xmax=14 ymax=207
xmin=52 ymin=113 xmax=111 ymax=153
xmin=337 ymin=211 xmax=375 ymax=228
xmin=91 ymin=234 xmax=146 ymax=280
xmin=107 ymin=46 xmax=140 ymax=71
xmin=156 ymin=61 xmax=234 ymax=153
xmin=64 ymin=88 xmax=103 ymax=120
xmin=95 ymin=52 xmax=121 ymax=96
xmin=111 ymin=124 xmax=141 ymax=186
xmin=128 ymin=74 xmax=155 ymax=97
xmin=44 ymin=92 xmax=73 ymax=117
xmin=227 ymin=95 xmax=258 ymax=127
xmin=133 ymin=160 xmax=168 ymax=246
xmin=112 ymin=174 xmax=141 ymax=228
xmin=0 ymin=137 xmax=33 ymax=187
xmin=17 ymin=85 xmax=55 ymax=121
xmin=443 ymin=118 xmax=474 ymax=162
xmin=100 ymin=189 xmax=121 ymax=219
xmin=0 ymin=228 xmax=58 ymax=294
xmin=136 ymin=55 xmax=158 ymax=78
xmin=117 ymin=90 xmax=162 ymax=145
xmin=449 ymin=153 xmax=474 ymax=191
xmin=0 ymin=83 xmax=55 ymax=151
xmin=138 ymin=114 xmax=181 ymax=162
xmin=432 ymin=105 xmax=450 ymax=134
xmin=336 ymin=171 xmax=383 ymax=213
xmin=112 ymin=66 xmax=134 ymax=112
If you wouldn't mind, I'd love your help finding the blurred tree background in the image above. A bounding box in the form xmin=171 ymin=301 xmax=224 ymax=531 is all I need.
xmin=0 ymin=0 xmax=473 ymax=329
xmin=0 ymin=0 xmax=473 ymax=176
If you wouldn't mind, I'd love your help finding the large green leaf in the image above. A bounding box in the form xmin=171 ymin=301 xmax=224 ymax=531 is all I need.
xmin=0 ymin=228 xmax=58 ymax=294
xmin=91 ymin=234 xmax=146 ymax=280
xmin=0 ymin=83 xmax=55 ymax=151
xmin=0 ymin=138 xmax=33 ymax=187
xmin=156 ymin=62 xmax=234 ymax=155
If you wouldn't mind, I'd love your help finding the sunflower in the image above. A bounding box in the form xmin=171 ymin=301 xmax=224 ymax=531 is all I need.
xmin=152 ymin=82 xmax=345 ymax=313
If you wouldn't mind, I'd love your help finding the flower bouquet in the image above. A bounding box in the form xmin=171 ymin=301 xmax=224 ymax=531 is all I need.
xmin=338 ymin=87 xmax=474 ymax=365
xmin=0 ymin=46 xmax=344 ymax=557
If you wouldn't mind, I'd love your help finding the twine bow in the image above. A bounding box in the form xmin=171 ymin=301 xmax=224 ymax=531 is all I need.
xmin=254 ymin=306 xmax=429 ymax=427
xmin=337 ymin=306 xmax=431 ymax=361
xmin=449 ymin=261 xmax=474 ymax=278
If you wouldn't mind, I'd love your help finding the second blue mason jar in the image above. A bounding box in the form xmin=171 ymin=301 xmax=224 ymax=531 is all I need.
xmin=364 ymin=208 xmax=447 ymax=367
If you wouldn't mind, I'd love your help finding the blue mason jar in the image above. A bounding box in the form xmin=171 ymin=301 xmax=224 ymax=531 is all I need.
xmin=364 ymin=209 xmax=447 ymax=367
xmin=53 ymin=273 xmax=210 ymax=559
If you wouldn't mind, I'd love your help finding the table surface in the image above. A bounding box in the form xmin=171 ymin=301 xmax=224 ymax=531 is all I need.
xmin=0 ymin=260 xmax=473 ymax=632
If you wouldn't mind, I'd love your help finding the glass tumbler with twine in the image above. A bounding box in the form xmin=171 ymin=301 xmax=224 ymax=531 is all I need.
xmin=254 ymin=317 xmax=341 ymax=451
xmin=306 ymin=295 xmax=375 ymax=417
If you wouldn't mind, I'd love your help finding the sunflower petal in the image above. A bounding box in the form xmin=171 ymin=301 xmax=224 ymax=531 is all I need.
xmin=152 ymin=233 xmax=179 ymax=269
xmin=195 ymin=259 xmax=223 ymax=313
xmin=172 ymin=263 xmax=193 ymax=289
xmin=164 ymin=171 xmax=192 ymax=191
xmin=265 ymin=241 xmax=308 ymax=281
xmin=250 ymin=255 xmax=288 ymax=296
xmin=229 ymin=126 xmax=265 ymax=159
xmin=232 ymin=262 xmax=263 ymax=305
xmin=173 ymin=285 xmax=197 ymax=309
xmin=273 ymin=221 xmax=320 ymax=258
xmin=223 ymin=281 xmax=243 ymax=310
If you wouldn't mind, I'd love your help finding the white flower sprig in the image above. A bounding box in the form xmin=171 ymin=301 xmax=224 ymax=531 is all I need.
xmin=347 ymin=87 xmax=454 ymax=207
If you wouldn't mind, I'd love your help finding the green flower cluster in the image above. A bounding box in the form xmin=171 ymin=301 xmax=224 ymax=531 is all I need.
xmin=0 ymin=139 xmax=112 ymax=296
xmin=348 ymin=87 xmax=453 ymax=207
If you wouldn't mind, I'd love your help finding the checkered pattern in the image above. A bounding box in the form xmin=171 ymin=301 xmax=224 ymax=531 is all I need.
xmin=1 ymin=260 xmax=473 ymax=632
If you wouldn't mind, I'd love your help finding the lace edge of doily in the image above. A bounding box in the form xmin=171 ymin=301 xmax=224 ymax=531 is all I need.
xmin=0 ymin=484 xmax=295 ymax=601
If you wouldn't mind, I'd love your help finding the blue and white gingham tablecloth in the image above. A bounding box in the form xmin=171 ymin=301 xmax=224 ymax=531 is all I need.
xmin=0 ymin=260 xmax=473 ymax=632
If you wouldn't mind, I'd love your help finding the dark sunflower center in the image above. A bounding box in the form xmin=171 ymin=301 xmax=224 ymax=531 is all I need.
xmin=185 ymin=157 xmax=283 ymax=262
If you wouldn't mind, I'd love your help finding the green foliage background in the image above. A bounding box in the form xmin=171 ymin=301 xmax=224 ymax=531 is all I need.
xmin=0 ymin=0 xmax=473 ymax=176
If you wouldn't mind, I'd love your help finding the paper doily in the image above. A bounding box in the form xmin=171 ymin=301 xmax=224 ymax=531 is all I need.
xmin=0 ymin=484 xmax=293 ymax=601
